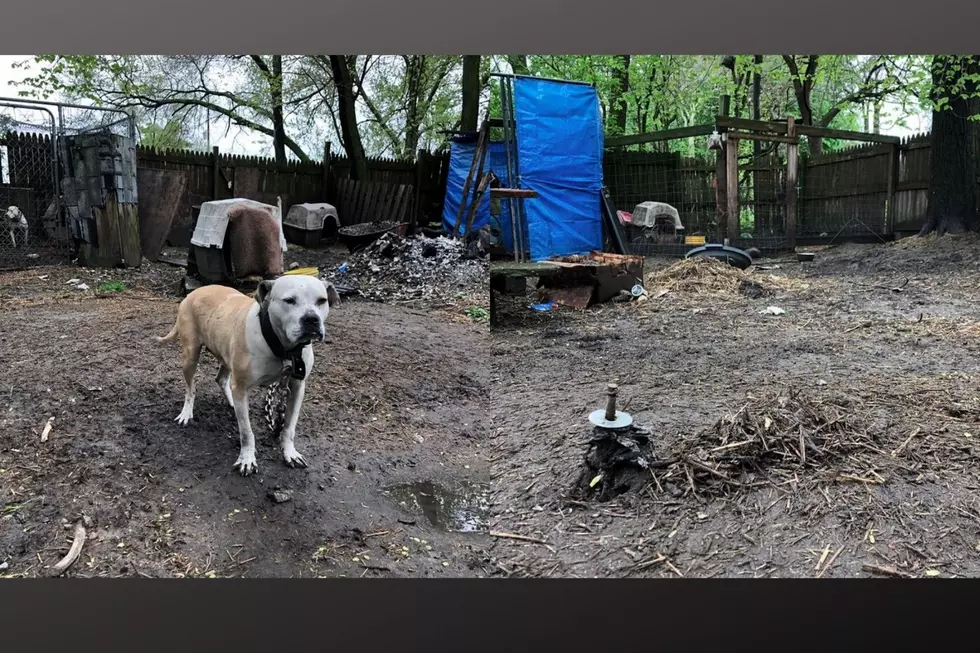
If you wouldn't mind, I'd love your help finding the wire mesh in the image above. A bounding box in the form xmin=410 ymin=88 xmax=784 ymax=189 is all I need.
xmin=0 ymin=103 xmax=68 ymax=269
xmin=604 ymin=145 xmax=718 ymax=257
xmin=56 ymin=103 xmax=134 ymax=139
xmin=797 ymin=137 xmax=892 ymax=245
xmin=603 ymin=131 xmax=898 ymax=257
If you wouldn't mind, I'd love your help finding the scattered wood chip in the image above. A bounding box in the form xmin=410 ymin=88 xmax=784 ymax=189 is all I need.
xmin=861 ymin=563 xmax=914 ymax=579
xmin=816 ymin=546 xmax=844 ymax=578
xmin=49 ymin=522 xmax=86 ymax=577
xmin=489 ymin=530 xmax=547 ymax=545
xmin=40 ymin=416 xmax=54 ymax=443
xmin=891 ymin=427 xmax=921 ymax=457
xmin=844 ymin=321 xmax=873 ymax=334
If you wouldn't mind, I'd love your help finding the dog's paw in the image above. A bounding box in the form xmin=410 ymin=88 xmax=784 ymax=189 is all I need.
xmin=282 ymin=447 xmax=308 ymax=469
xmin=174 ymin=409 xmax=194 ymax=426
xmin=233 ymin=451 xmax=258 ymax=476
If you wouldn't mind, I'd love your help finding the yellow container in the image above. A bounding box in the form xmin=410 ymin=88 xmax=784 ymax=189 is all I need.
xmin=283 ymin=267 xmax=319 ymax=277
xmin=684 ymin=235 xmax=707 ymax=245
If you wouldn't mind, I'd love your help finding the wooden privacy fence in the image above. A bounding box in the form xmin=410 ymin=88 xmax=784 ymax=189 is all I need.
xmin=603 ymin=118 xmax=970 ymax=247
xmin=2 ymin=132 xmax=451 ymax=247
xmin=334 ymin=177 xmax=415 ymax=226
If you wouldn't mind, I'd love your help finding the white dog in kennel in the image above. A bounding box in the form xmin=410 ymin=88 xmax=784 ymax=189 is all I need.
xmin=6 ymin=205 xmax=28 ymax=248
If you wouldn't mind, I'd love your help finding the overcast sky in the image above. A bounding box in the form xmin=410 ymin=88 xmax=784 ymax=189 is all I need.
xmin=0 ymin=55 xmax=271 ymax=154
xmin=0 ymin=55 xmax=931 ymax=157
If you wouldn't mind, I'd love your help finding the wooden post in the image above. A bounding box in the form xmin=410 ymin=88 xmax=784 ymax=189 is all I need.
xmin=211 ymin=145 xmax=221 ymax=201
xmin=725 ymin=134 xmax=740 ymax=243
xmin=323 ymin=141 xmax=332 ymax=203
xmin=453 ymin=120 xmax=489 ymax=238
xmin=412 ymin=148 xmax=425 ymax=235
xmin=785 ymin=117 xmax=798 ymax=249
xmin=885 ymin=142 xmax=900 ymax=236
xmin=715 ymin=95 xmax=731 ymax=242
xmin=719 ymin=94 xmax=731 ymax=120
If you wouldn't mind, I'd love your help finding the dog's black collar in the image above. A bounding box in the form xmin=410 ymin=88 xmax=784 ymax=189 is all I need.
xmin=259 ymin=306 xmax=309 ymax=380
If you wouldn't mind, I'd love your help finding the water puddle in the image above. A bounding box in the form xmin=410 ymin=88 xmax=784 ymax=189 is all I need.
xmin=384 ymin=480 xmax=490 ymax=534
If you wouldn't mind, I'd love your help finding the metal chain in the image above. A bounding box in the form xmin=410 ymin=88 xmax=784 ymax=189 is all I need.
xmin=263 ymin=364 xmax=291 ymax=436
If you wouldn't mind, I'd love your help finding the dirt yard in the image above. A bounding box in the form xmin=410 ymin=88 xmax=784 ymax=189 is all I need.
xmin=0 ymin=244 xmax=490 ymax=578
xmin=489 ymin=235 xmax=980 ymax=578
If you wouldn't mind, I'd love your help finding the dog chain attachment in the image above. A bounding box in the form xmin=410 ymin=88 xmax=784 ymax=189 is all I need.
xmin=263 ymin=365 xmax=291 ymax=436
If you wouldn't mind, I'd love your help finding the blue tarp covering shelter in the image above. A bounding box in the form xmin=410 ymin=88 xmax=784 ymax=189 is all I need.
xmin=512 ymin=77 xmax=604 ymax=261
xmin=440 ymin=77 xmax=604 ymax=261
xmin=440 ymin=137 xmax=516 ymax=251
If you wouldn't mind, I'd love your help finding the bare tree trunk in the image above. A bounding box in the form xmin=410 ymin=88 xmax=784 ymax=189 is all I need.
xmin=329 ymin=55 xmax=368 ymax=181
xmin=920 ymin=55 xmax=980 ymax=235
xmin=271 ymin=55 xmax=287 ymax=164
xmin=608 ymin=55 xmax=631 ymax=136
xmin=782 ymin=55 xmax=823 ymax=154
xmin=402 ymin=56 xmax=425 ymax=157
xmin=249 ymin=54 xmax=288 ymax=163
xmin=461 ymin=55 xmax=481 ymax=133
xmin=506 ymin=55 xmax=529 ymax=76
xmin=873 ymin=99 xmax=882 ymax=133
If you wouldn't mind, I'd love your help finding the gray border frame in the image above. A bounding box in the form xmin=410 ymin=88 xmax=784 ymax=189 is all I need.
xmin=0 ymin=0 xmax=977 ymax=52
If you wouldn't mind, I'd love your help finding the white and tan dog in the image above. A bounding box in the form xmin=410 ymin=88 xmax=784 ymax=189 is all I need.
xmin=6 ymin=206 xmax=28 ymax=247
xmin=156 ymin=275 xmax=340 ymax=475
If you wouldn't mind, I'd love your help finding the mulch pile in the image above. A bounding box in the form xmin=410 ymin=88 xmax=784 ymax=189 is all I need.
xmin=654 ymin=387 xmax=883 ymax=497
xmin=644 ymin=257 xmax=793 ymax=299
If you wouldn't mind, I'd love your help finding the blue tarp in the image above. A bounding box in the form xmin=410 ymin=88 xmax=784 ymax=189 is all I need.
xmin=512 ymin=77 xmax=604 ymax=261
xmin=441 ymin=138 xmax=516 ymax=251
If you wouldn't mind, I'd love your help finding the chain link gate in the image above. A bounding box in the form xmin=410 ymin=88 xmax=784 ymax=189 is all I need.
xmin=0 ymin=102 xmax=66 ymax=269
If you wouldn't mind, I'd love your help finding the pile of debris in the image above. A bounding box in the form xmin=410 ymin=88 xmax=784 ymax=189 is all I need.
xmin=645 ymin=257 xmax=778 ymax=299
xmin=655 ymin=388 xmax=878 ymax=498
xmin=326 ymin=232 xmax=488 ymax=304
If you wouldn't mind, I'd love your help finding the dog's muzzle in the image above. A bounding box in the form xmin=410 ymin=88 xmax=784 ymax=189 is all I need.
xmin=299 ymin=315 xmax=324 ymax=342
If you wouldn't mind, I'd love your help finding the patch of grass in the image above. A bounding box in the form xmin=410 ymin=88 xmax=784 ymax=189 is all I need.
xmin=96 ymin=281 xmax=126 ymax=293
xmin=464 ymin=306 xmax=489 ymax=323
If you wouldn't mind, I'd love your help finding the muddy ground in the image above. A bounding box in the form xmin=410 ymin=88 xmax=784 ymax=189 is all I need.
xmin=489 ymin=235 xmax=980 ymax=578
xmin=0 ymin=243 xmax=491 ymax=578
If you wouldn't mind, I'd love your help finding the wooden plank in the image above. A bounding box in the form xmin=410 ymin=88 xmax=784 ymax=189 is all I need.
xmin=463 ymin=173 xmax=491 ymax=237
xmin=382 ymin=182 xmax=398 ymax=222
xmin=411 ymin=149 xmax=424 ymax=233
xmin=786 ymin=117 xmax=799 ymax=249
xmin=339 ymin=177 xmax=353 ymax=225
xmin=392 ymin=185 xmax=408 ymax=223
xmin=489 ymin=188 xmax=539 ymax=199
xmin=804 ymin=146 xmax=892 ymax=167
xmin=323 ymin=141 xmax=332 ymax=203
xmin=453 ymin=121 xmax=489 ymax=237
xmin=725 ymin=135 xmax=740 ymax=242
xmin=364 ymin=180 xmax=382 ymax=221
xmin=797 ymin=124 xmax=900 ymax=145
xmin=799 ymin=188 xmax=889 ymax=201
xmin=727 ymin=130 xmax=798 ymax=145
xmin=715 ymin=138 xmax=727 ymax=241
xmin=604 ymin=124 xmax=716 ymax=148
xmin=355 ymin=180 xmax=372 ymax=223
xmin=885 ymin=143 xmax=900 ymax=235
xmin=211 ymin=146 xmax=220 ymax=200
xmin=716 ymin=116 xmax=901 ymax=145
xmin=717 ymin=116 xmax=790 ymax=135
xmin=137 ymin=167 xmax=188 ymax=262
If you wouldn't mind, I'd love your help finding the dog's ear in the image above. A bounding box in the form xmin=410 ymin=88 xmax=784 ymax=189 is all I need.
xmin=255 ymin=279 xmax=275 ymax=305
xmin=325 ymin=282 xmax=341 ymax=308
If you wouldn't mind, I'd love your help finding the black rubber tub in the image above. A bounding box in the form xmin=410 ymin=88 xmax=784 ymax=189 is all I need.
xmin=684 ymin=243 xmax=753 ymax=270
